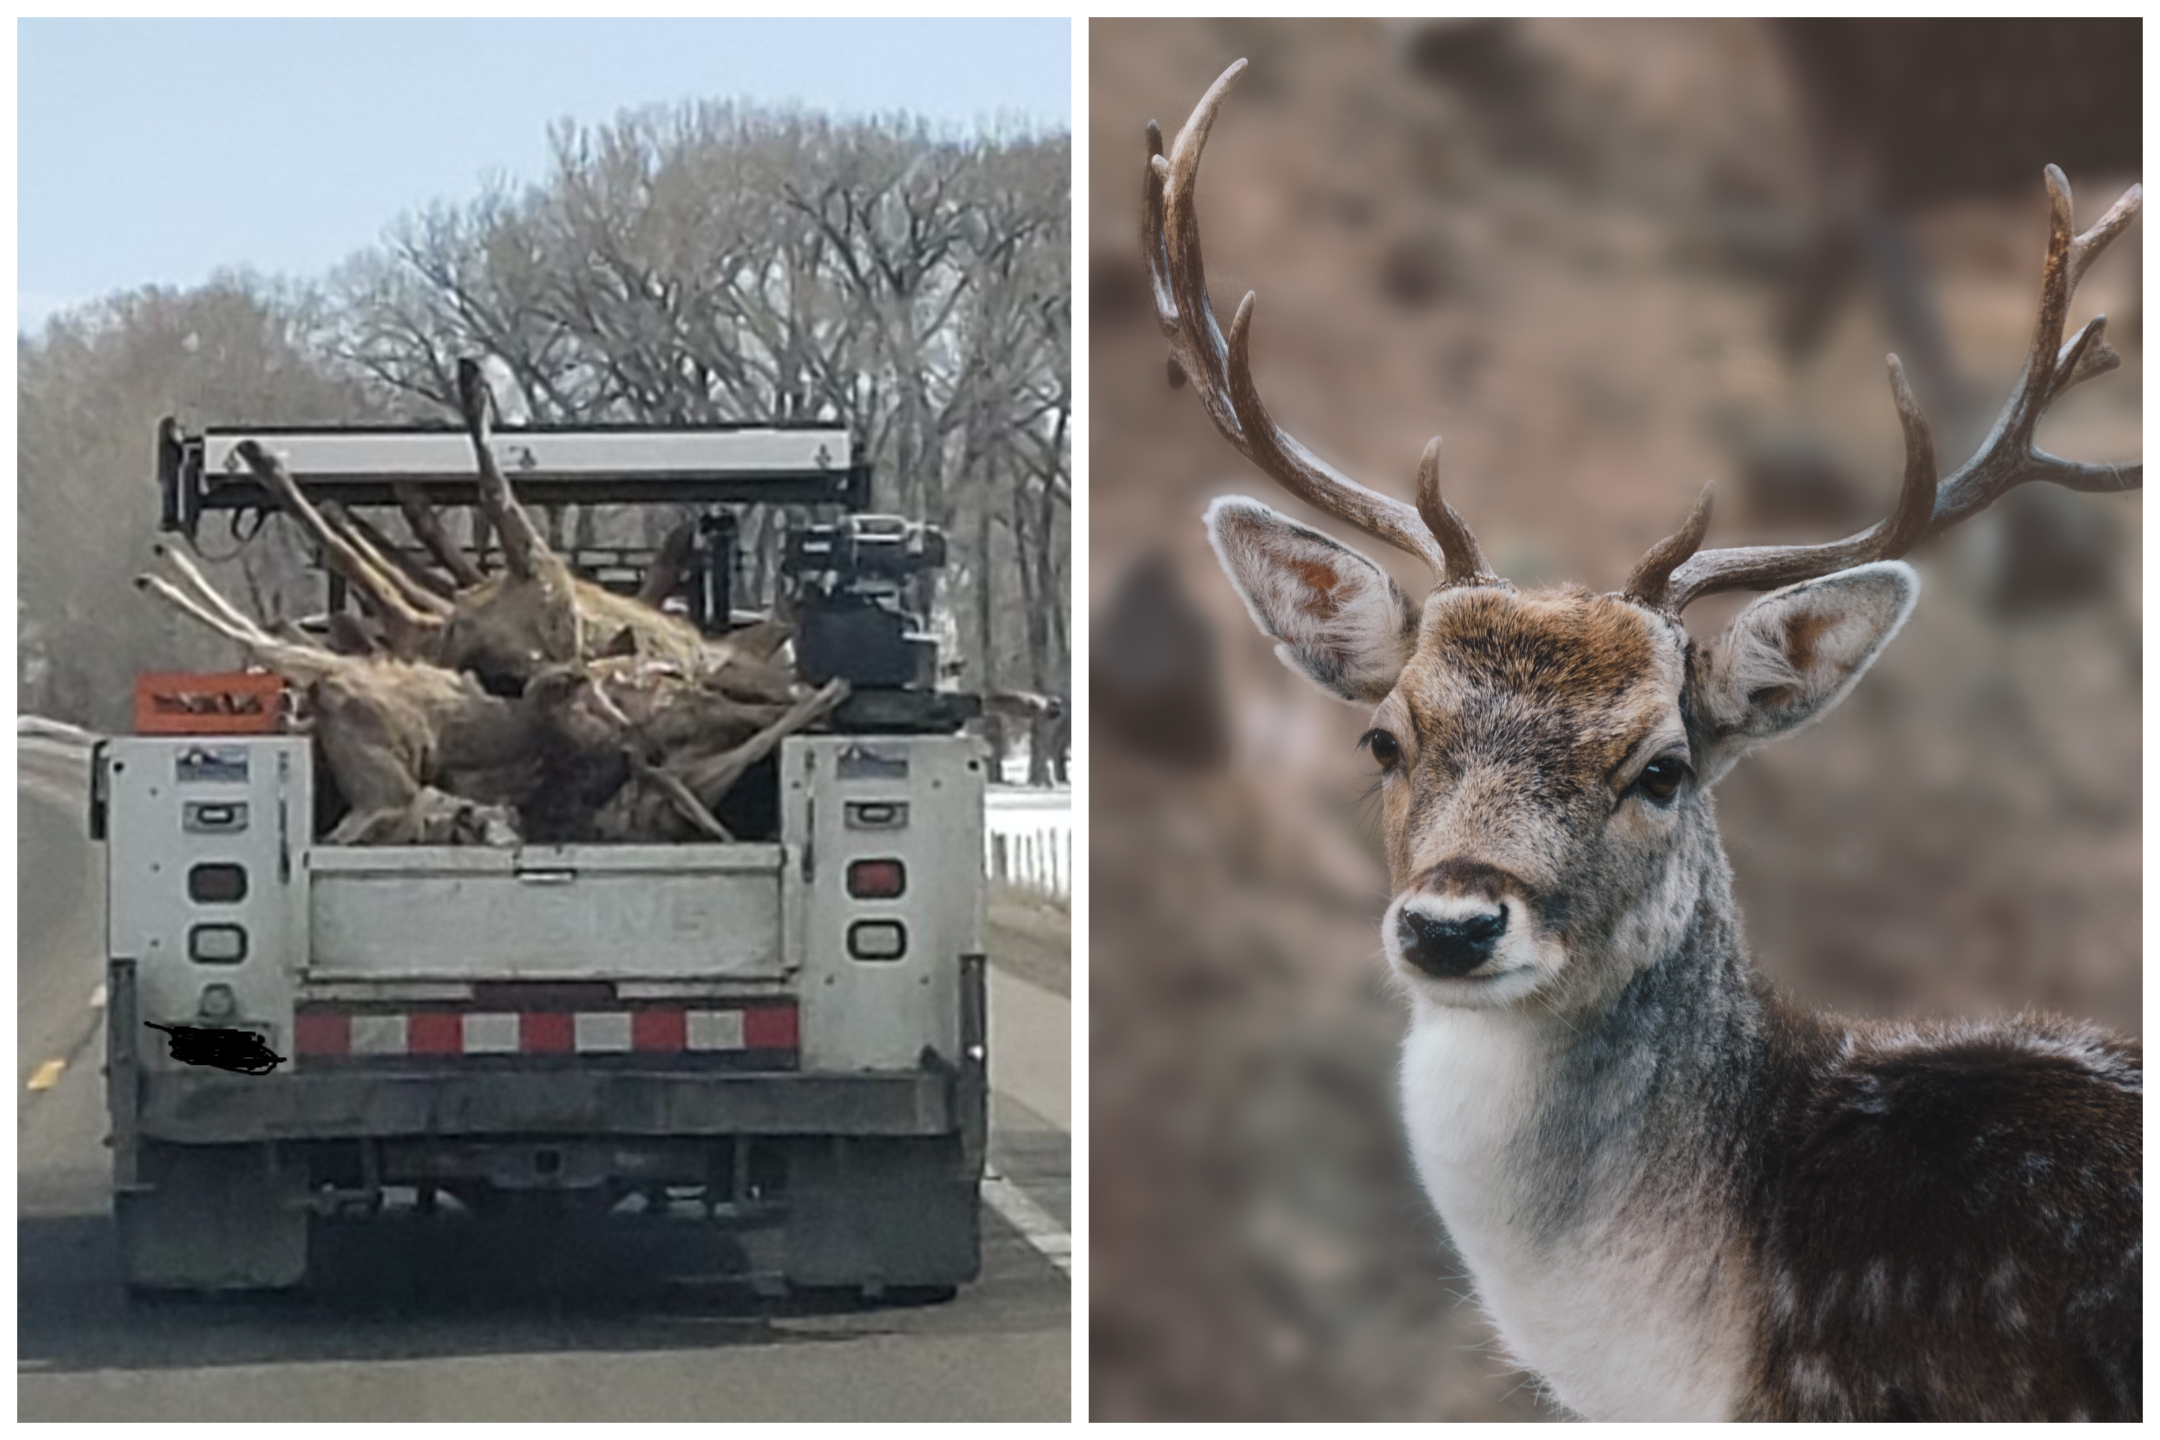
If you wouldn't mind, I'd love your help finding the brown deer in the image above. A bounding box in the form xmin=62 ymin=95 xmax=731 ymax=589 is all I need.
xmin=135 ymin=545 xmax=628 ymax=845
xmin=138 ymin=541 xmax=836 ymax=845
xmin=235 ymin=360 xmax=717 ymax=691
xmin=1148 ymin=60 xmax=2140 ymax=1422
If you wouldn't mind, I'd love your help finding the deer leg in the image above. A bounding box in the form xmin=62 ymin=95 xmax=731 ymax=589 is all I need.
xmin=394 ymin=481 xmax=487 ymax=587
xmin=135 ymin=572 xmax=342 ymax=686
xmin=706 ymin=657 xmax=806 ymax=707
xmin=456 ymin=358 xmax=548 ymax=581
xmin=329 ymin=502 xmax=458 ymax=605
xmin=675 ymin=679 xmax=849 ymax=808
xmin=319 ymin=503 xmax=450 ymax=619
xmin=636 ymin=520 xmax=699 ymax=608
xmin=149 ymin=543 xmax=268 ymax=639
xmin=152 ymin=547 xmax=369 ymax=680
xmin=632 ymin=757 xmax=736 ymax=841
xmin=327 ymin=806 xmax=404 ymax=846
xmin=637 ymin=691 xmax=794 ymax=758
xmin=701 ymin=615 xmax=795 ymax=674
xmin=236 ymin=439 xmax=446 ymax=636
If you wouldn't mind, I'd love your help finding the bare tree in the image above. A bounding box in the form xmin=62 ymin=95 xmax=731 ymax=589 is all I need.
xmin=319 ymin=105 xmax=1071 ymax=736
xmin=18 ymin=277 xmax=385 ymax=728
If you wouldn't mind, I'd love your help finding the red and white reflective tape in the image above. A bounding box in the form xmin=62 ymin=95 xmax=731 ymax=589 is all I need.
xmin=293 ymin=1005 xmax=798 ymax=1058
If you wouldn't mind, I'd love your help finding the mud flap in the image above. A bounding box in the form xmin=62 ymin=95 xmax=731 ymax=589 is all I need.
xmin=117 ymin=1141 xmax=310 ymax=1291
xmin=779 ymin=953 xmax=988 ymax=1292
xmin=781 ymin=1135 xmax=980 ymax=1292
xmin=112 ymin=956 xmax=308 ymax=1291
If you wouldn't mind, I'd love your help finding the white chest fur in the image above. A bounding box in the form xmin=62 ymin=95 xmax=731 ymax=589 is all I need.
xmin=1398 ymin=1003 xmax=1751 ymax=1421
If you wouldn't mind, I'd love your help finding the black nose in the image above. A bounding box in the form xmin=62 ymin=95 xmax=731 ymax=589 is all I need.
xmin=1396 ymin=906 xmax=1507 ymax=978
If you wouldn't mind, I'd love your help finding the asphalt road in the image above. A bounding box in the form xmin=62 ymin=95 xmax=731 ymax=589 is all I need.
xmin=18 ymin=735 xmax=1070 ymax=1421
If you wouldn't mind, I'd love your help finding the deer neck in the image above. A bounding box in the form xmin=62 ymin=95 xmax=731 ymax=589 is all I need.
xmin=1399 ymin=821 xmax=1775 ymax=1417
xmin=1399 ymin=816 xmax=1771 ymax=1252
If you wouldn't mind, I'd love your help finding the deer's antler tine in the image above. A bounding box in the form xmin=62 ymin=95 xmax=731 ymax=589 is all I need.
xmin=1142 ymin=120 xmax=1193 ymax=391
xmin=1874 ymin=353 xmax=1940 ymax=558
xmin=2068 ymin=180 xmax=2141 ymax=291
xmin=1416 ymin=437 xmax=1499 ymax=586
xmin=2008 ymin=165 xmax=2084 ymax=443
xmin=1151 ymin=60 xmax=1247 ymax=441
xmin=1223 ymin=291 xmax=1446 ymax=570
xmin=1141 ymin=119 xmax=1178 ymax=339
xmin=1625 ymin=483 xmax=1715 ymax=607
xmin=2049 ymin=313 xmax=2120 ymax=401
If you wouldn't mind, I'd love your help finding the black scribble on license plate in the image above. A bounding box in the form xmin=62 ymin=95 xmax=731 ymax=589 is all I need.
xmin=145 ymin=1022 xmax=286 ymax=1075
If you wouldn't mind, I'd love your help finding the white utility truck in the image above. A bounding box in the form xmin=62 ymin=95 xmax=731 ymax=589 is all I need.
xmin=96 ymin=422 xmax=989 ymax=1298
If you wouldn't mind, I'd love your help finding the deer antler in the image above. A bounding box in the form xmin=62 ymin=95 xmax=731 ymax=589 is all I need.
xmin=1146 ymin=61 xmax=1500 ymax=586
xmin=1631 ymin=168 xmax=2141 ymax=612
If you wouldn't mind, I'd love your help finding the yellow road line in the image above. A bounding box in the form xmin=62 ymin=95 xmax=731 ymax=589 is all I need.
xmin=26 ymin=1059 xmax=66 ymax=1091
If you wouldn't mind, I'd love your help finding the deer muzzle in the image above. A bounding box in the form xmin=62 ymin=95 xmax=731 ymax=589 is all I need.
xmin=1388 ymin=856 xmax=1539 ymax=983
xmin=1396 ymin=903 xmax=1508 ymax=979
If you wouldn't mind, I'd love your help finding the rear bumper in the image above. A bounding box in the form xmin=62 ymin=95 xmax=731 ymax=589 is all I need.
xmin=132 ymin=1066 xmax=960 ymax=1143
xmin=109 ymin=956 xmax=989 ymax=1162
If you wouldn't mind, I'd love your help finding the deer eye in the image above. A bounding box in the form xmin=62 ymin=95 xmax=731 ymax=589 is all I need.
xmin=1360 ymin=728 xmax=1401 ymax=769
xmin=1636 ymin=756 xmax=1687 ymax=804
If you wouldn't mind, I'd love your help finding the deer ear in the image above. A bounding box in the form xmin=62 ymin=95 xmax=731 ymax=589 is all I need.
xmin=1205 ymin=496 xmax=1419 ymax=703
xmin=1689 ymin=560 xmax=1918 ymax=785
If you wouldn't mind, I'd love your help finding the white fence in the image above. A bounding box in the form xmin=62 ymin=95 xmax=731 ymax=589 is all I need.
xmin=984 ymin=787 xmax=1072 ymax=902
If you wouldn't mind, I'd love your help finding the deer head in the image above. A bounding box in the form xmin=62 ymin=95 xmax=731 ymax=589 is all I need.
xmin=1153 ymin=61 xmax=2140 ymax=1015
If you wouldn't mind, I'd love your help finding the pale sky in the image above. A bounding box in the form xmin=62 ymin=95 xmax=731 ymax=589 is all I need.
xmin=17 ymin=18 xmax=1071 ymax=333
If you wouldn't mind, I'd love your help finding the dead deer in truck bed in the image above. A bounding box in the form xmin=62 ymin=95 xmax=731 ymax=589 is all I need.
xmin=135 ymin=545 xmax=627 ymax=844
xmin=1150 ymin=60 xmax=2140 ymax=1422
xmin=236 ymin=360 xmax=718 ymax=693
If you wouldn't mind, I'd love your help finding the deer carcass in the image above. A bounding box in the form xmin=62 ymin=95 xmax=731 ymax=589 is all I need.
xmin=234 ymin=362 xmax=714 ymax=692
xmin=136 ymin=545 xmax=628 ymax=846
xmin=1154 ymin=60 xmax=2140 ymax=1422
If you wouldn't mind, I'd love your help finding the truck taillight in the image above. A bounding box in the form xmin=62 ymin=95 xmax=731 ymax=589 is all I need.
xmin=188 ymin=862 xmax=248 ymax=903
xmin=846 ymin=859 xmax=906 ymax=899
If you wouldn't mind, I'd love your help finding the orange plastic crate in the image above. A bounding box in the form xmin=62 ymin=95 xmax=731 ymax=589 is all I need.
xmin=133 ymin=671 xmax=287 ymax=735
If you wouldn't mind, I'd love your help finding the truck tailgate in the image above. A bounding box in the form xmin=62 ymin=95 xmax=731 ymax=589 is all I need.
xmin=305 ymin=843 xmax=790 ymax=981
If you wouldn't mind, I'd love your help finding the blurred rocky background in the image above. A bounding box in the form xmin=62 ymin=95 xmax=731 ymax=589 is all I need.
xmin=1088 ymin=18 xmax=2139 ymax=1421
